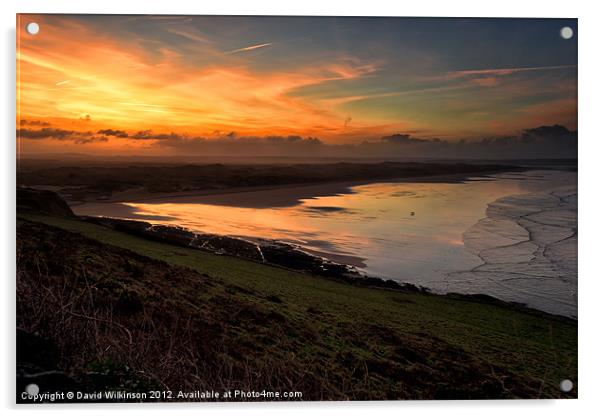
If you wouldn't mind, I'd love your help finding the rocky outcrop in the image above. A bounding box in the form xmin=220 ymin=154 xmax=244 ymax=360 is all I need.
xmin=17 ymin=188 xmax=75 ymax=217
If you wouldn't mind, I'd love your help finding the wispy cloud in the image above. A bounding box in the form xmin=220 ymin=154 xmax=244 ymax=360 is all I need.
xmin=450 ymin=64 xmax=575 ymax=77
xmin=415 ymin=64 xmax=578 ymax=90
xmin=165 ymin=27 xmax=213 ymax=44
xmin=226 ymin=42 xmax=273 ymax=54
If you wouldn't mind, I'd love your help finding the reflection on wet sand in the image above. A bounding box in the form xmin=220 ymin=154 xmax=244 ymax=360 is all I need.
xmin=73 ymin=170 xmax=577 ymax=316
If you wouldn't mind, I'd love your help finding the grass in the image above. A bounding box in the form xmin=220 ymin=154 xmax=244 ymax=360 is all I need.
xmin=17 ymin=213 xmax=577 ymax=400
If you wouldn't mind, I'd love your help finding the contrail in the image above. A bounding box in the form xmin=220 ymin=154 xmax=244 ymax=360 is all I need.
xmin=226 ymin=42 xmax=272 ymax=54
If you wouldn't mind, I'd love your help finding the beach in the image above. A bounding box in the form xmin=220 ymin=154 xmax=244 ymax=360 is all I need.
xmin=71 ymin=169 xmax=577 ymax=317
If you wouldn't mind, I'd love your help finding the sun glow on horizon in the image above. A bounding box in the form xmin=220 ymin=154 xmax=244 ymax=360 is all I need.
xmin=17 ymin=14 xmax=577 ymax=155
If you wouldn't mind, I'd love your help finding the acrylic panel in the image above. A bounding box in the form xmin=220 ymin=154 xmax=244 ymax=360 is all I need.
xmin=16 ymin=14 xmax=577 ymax=403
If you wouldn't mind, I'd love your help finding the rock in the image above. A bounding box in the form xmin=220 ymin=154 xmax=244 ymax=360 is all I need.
xmin=17 ymin=188 xmax=75 ymax=217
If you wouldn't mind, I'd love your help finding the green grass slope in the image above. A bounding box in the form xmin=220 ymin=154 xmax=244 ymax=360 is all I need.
xmin=17 ymin=214 xmax=577 ymax=400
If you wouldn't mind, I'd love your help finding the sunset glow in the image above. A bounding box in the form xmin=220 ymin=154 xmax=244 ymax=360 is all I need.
xmin=17 ymin=14 xmax=577 ymax=155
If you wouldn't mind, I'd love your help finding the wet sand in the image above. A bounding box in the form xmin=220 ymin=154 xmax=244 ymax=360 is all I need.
xmin=447 ymin=186 xmax=577 ymax=318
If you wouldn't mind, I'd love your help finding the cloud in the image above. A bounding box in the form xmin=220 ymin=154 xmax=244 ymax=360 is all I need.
xmin=382 ymin=134 xmax=428 ymax=144
xmin=123 ymin=130 xmax=323 ymax=153
xmin=97 ymin=129 xmax=129 ymax=138
xmin=14 ymin=16 xmax=392 ymax=140
xmin=73 ymin=136 xmax=108 ymax=145
xmin=472 ymin=77 xmax=499 ymax=87
xmin=325 ymin=62 xmax=379 ymax=80
xmin=413 ymin=64 xmax=577 ymax=92
xmin=95 ymin=128 xmax=324 ymax=147
xmin=518 ymin=124 xmax=576 ymax=147
xmin=19 ymin=119 xmax=51 ymax=127
xmin=129 ymin=130 xmax=200 ymax=141
xmin=17 ymin=124 xmax=575 ymax=159
xmin=18 ymin=128 xmax=79 ymax=140
xmin=17 ymin=128 xmax=108 ymax=144
xmin=17 ymin=15 xmax=577 ymax=149
xmin=231 ymin=135 xmax=322 ymax=145
xmin=226 ymin=42 xmax=272 ymax=54
xmin=372 ymin=125 xmax=576 ymax=159
xmin=450 ymin=64 xmax=576 ymax=77
xmin=130 ymin=124 xmax=574 ymax=159
xmin=165 ymin=27 xmax=213 ymax=44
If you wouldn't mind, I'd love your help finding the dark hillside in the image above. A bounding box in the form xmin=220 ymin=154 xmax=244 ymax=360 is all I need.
xmin=17 ymin=217 xmax=576 ymax=401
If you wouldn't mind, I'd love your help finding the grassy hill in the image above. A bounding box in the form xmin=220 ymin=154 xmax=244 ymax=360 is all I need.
xmin=17 ymin=212 xmax=577 ymax=401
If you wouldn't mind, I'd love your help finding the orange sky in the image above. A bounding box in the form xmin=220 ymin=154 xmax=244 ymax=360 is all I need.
xmin=17 ymin=14 xmax=577 ymax=156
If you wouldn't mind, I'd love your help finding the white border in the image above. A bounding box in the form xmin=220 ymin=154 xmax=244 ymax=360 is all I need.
xmin=2 ymin=1 xmax=601 ymax=417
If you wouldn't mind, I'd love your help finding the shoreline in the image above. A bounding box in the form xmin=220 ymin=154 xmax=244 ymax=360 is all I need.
xmin=17 ymin=186 xmax=577 ymax=322
xmin=23 ymin=167 xmax=578 ymax=318
xmin=18 ymin=208 xmax=578 ymax=325
xmin=448 ymin=185 xmax=578 ymax=318
xmin=66 ymin=168 xmax=520 ymax=207
xmin=76 ymin=214 xmax=405 ymax=292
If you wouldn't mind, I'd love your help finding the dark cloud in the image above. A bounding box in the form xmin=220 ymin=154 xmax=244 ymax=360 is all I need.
xmin=97 ymin=129 xmax=129 ymax=138
xmin=20 ymin=119 xmax=51 ymax=127
xmin=74 ymin=135 xmax=108 ymax=144
xmin=235 ymin=135 xmax=322 ymax=145
xmin=129 ymin=130 xmax=197 ymax=141
xmin=520 ymin=124 xmax=575 ymax=145
xmin=17 ymin=128 xmax=108 ymax=144
xmin=114 ymin=129 xmax=323 ymax=148
xmin=382 ymin=134 xmax=427 ymax=144
xmin=130 ymin=130 xmax=160 ymax=140
xmin=123 ymin=131 xmax=324 ymax=155
xmin=18 ymin=128 xmax=79 ymax=140
xmin=381 ymin=134 xmax=443 ymax=144
xmin=17 ymin=124 xmax=576 ymax=158
xmin=371 ymin=125 xmax=576 ymax=159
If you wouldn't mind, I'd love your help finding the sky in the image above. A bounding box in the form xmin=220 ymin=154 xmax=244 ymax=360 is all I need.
xmin=17 ymin=14 xmax=577 ymax=157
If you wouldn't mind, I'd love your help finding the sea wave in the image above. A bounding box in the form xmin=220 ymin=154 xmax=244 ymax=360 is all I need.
xmin=446 ymin=186 xmax=577 ymax=317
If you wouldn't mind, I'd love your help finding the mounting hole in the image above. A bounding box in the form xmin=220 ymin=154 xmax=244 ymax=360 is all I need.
xmin=560 ymin=26 xmax=573 ymax=40
xmin=25 ymin=383 xmax=39 ymax=396
xmin=26 ymin=22 xmax=40 ymax=35
xmin=559 ymin=379 xmax=573 ymax=392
